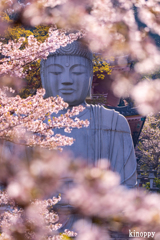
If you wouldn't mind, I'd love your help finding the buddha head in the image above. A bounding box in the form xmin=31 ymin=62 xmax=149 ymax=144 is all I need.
xmin=40 ymin=40 xmax=93 ymax=106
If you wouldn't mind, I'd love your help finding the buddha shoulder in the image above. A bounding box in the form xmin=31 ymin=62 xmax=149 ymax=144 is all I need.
xmin=100 ymin=106 xmax=131 ymax=133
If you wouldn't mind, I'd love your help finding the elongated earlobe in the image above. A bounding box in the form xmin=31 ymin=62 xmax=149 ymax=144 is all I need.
xmin=86 ymin=72 xmax=93 ymax=99
xmin=40 ymin=60 xmax=51 ymax=99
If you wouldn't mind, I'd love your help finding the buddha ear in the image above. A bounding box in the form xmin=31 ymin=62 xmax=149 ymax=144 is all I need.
xmin=86 ymin=70 xmax=93 ymax=99
xmin=40 ymin=60 xmax=46 ymax=98
xmin=40 ymin=59 xmax=51 ymax=99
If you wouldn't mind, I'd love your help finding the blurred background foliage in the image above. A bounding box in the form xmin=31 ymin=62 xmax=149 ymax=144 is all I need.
xmin=137 ymin=114 xmax=160 ymax=173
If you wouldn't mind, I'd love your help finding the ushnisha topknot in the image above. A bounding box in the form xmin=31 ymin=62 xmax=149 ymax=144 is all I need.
xmin=47 ymin=40 xmax=93 ymax=62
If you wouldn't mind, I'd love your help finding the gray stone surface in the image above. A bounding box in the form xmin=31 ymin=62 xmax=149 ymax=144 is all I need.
xmin=40 ymin=41 xmax=137 ymax=188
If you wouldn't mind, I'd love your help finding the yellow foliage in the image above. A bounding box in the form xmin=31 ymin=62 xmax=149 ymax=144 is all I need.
xmin=0 ymin=12 xmax=11 ymax=22
xmin=0 ymin=12 xmax=33 ymax=46
xmin=33 ymin=25 xmax=50 ymax=42
xmin=93 ymin=54 xmax=112 ymax=79
xmin=0 ymin=13 xmax=51 ymax=98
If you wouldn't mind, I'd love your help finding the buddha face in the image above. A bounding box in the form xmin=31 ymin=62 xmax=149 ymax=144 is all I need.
xmin=43 ymin=55 xmax=92 ymax=106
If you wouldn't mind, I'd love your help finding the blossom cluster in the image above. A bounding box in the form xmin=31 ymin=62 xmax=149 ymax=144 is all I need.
xmin=0 ymin=192 xmax=77 ymax=240
xmin=1 ymin=146 xmax=160 ymax=240
xmin=66 ymin=160 xmax=160 ymax=236
xmin=0 ymin=87 xmax=89 ymax=150
xmin=0 ymin=146 xmax=78 ymax=240
xmin=1 ymin=195 xmax=62 ymax=240
xmin=132 ymin=79 xmax=160 ymax=115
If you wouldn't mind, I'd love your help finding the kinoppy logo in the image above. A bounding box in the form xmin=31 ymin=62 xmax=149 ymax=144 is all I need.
xmin=129 ymin=230 xmax=155 ymax=238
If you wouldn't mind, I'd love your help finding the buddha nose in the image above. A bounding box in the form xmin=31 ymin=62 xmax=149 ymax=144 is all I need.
xmin=61 ymin=70 xmax=73 ymax=85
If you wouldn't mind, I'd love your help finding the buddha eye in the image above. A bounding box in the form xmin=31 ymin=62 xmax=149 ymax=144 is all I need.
xmin=51 ymin=72 xmax=62 ymax=75
xmin=72 ymin=72 xmax=84 ymax=75
xmin=71 ymin=65 xmax=86 ymax=75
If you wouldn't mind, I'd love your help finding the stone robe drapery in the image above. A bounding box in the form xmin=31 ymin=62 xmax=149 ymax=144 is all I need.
xmin=90 ymin=105 xmax=136 ymax=188
xmin=55 ymin=104 xmax=137 ymax=188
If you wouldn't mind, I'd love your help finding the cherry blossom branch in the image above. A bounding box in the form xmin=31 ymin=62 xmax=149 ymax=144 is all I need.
xmin=0 ymin=29 xmax=83 ymax=78
xmin=0 ymin=87 xmax=89 ymax=150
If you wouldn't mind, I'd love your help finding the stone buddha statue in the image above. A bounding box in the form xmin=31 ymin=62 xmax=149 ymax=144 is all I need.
xmin=40 ymin=40 xmax=137 ymax=189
